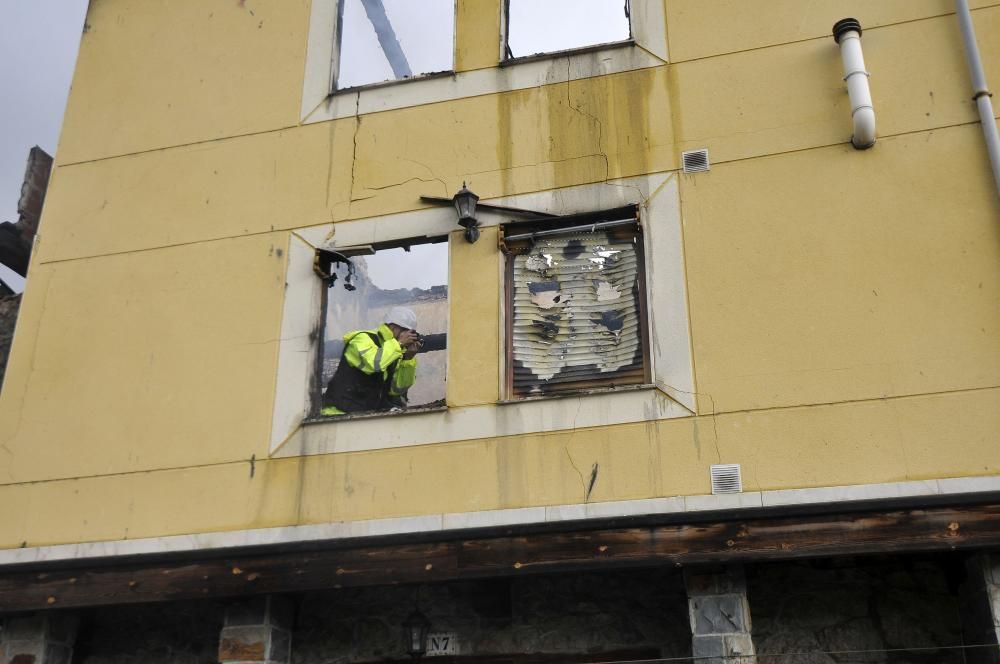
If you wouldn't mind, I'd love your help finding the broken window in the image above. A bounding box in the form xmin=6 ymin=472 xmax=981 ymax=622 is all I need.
xmin=504 ymin=0 xmax=631 ymax=60
xmin=501 ymin=206 xmax=650 ymax=399
xmin=334 ymin=0 xmax=454 ymax=90
xmin=313 ymin=238 xmax=448 ymax=418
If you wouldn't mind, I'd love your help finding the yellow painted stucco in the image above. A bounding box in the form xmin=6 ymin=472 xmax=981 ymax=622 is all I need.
xmin=1 ymin=387 xmax=997 ymax=549
xmin=684 ymin=124 xmax=1000 ymax=413
xmin=57 ymin=0 xmax=310 ymax=165
xmin=0 ymin=232 xmax=286 ymax=483
xmin=1 ymin=0 xmax=998 ymax=550
xmin=664 ymin=0 xmax=1000 ymax=63
xmin=455 ymin=0 xmax=501 ymax=72
xmin=447 ymin=227 xmax=501 ymax=407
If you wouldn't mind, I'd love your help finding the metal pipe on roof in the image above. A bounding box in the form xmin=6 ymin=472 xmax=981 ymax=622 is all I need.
xmin=359 ymin=0 xmax=412 ymax=79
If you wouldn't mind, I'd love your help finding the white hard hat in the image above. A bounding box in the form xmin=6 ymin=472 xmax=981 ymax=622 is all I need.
xmin=385 ymin=306 xmax=417 ymax=330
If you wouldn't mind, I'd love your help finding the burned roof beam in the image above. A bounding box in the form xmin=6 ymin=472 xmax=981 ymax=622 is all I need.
xmin=360 ymin=0 xmax=412 ymax=79
xmin=1 ymin=501 xmax=998 ymax=613
xmin=420 ymin=196 xmax=558 ymax=218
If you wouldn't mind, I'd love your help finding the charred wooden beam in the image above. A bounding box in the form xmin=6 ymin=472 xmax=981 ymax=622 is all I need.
xmin=1 ymin=503 xmax=998 ymax=613
xmin=359 ymin=0 xmax=412 ymax=79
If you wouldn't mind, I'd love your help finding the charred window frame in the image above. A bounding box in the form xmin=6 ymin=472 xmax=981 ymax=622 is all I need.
xmin=501 ymin=0 xmax=633 ymax=64
xmin=331 ymin=0 xmax=456 ymax=92
xmin=310 ymin=235 xmax=449 ymax=420
xmin=500 ymin=205 xmax=651 ymax=400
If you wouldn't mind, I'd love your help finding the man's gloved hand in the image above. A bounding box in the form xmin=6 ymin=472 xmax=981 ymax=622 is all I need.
xmin=397 ymin=329 xmax=421 ymax=360
xmin=397 ymin=329 xmax=419 ymax=347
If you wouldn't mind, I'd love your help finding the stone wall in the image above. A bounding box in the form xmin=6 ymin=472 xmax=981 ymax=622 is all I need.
xmin=73 ymin=601 xmax=225 ymax=664
xmin=292 ymin=570 xmax=691 ymax=663
xmin=749 ymin=556 xmax=965 ymax=663
xmin=959 ymin=554 xmax=1000 ymax=664
xmin=63 ymin=556 xmax=975 ymax=664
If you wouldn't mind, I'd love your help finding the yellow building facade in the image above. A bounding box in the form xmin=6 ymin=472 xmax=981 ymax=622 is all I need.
xmin=1 ymin=1 xmax=999 ymax=660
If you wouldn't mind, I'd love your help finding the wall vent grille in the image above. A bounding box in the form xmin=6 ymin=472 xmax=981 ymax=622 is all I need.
xmin=682 ymin=149 xmax=710 ymax=173
xmin=710 ymin=464 xmax=743 ymax=494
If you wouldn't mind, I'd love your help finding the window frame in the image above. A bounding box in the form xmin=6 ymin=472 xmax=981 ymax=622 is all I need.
xmin=269 ymin=174 xmax=693 ymax=458
xmin=300 ymin=0 xmax=667 ymax=124
xmin=500 ymin=0 xmax=634 ymax=67
xmin=308 ymin=235 xmax=451 ymax=421
xmin=328 ymin=0 xmax=459 ymax=95
xmin=499 ymin=204 xmax=653 ymax=402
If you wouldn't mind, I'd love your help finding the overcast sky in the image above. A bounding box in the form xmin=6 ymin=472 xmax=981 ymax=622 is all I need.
xmin=0 ymin=0 xmax=88 ymax=292
xmin=340 ymin=0 xmax=629 ymax=88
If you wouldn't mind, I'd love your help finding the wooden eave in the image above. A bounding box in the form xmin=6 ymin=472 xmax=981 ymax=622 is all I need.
xmin=1 ymin=497 xmax=999 ymax=614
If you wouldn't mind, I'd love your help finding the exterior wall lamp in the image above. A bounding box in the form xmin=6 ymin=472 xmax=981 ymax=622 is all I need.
xmin=452 ymin=182 xmax=480 ymax=243
xmin=403 ymin=609 xmax=431 ymax=661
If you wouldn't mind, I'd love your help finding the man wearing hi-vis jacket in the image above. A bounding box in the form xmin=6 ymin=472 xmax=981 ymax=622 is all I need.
xmin=321 ymin=306 xmax=421 ymax=416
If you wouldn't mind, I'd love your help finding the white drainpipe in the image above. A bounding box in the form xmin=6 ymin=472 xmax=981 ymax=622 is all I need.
xmin=833 ymin=18 xmax=876 ymax=149
xmin=955 ymin=0 xmax=1000 ymax=200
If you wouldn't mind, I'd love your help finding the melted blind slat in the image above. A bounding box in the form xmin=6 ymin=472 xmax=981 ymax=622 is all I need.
xmin=510 ymin=230 xmax=645 ymax=396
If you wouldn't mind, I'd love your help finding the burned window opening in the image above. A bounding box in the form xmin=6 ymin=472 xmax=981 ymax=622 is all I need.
xmin=502 ymin=205 xmax=650 ymax=399
xmin=334 ymin=0 xmax=455 ymax=91
xmin=504 ymin=0 xmax=632 ymax=62
xmin=313 ymin=238 xmax=449 ymax=419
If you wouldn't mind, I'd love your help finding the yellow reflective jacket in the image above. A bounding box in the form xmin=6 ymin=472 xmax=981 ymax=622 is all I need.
xmin=321 ymin=323 xmax=417 ymax=416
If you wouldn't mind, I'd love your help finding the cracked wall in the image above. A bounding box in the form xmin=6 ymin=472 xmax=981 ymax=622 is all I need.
xmin=0 ymin=0 xmax=997 ymax=550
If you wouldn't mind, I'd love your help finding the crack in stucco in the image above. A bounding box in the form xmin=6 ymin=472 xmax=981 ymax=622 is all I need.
xmin=667 ymin=384 xmax=723 ymax=465
xmin=324 ymin=113 xmax=338 ymax=207
xmin=365 ymin=176 xmax=448 ymax=193
xmin=563 ymin=446 xmax=589 ymax=502
xmin=564 ymin=59 xmax=610 ymax=182
xmin=601 ymin=180 xmax=649 ymax=205
xmin=701 ymin=390 xmax=723 ymax=465
xmin=345 ymin=103 xmax=449 ymax=201
xmin=348 ymin=94 xmax=362 ymax=205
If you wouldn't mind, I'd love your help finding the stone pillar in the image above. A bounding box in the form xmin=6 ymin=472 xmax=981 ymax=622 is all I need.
xmin=960 ymin=554 xmax=1000 ymax=664
xmin=1 ymin=613 xmax=78 ymax=664
xmin=218 ymin=595 xmax=294 ymax=664
xmin=684 ymin=565 xmax=756 ymax=664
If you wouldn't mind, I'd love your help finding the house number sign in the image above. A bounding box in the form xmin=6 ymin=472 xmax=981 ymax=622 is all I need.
xmin=426 ymin=632 xmax=459 ymax=656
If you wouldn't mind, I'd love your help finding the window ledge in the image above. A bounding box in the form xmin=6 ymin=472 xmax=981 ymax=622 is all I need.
xmin=302 ymin=39 xmax=664 ymax=125
xmin=303 ymin=404 xmax=448 ymax=425
xmin=330 ymin=69 xmax=456 ymax=97
xmin=500 ymin=39 xmax=635 ymax=68
xmin=497 ymin=383 xmax=656 ymax=406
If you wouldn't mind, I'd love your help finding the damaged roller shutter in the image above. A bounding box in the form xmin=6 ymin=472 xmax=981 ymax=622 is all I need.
xmin=502 ymin=206 xmax=650 ymax=398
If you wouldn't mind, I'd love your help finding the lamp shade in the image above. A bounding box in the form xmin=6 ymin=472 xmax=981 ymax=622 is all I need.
xmin=403 ymin=609 xmax=431 ymax=660
xmin=453 ymin=183 xmax=479 ymax=223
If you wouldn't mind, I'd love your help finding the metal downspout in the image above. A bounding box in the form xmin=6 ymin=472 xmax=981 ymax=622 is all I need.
xmin=956 ymin=0 xmax=1000 ymax=199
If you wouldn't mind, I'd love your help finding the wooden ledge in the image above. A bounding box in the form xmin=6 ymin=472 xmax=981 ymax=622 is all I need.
xmin=1 ymin=502 xmax=998 ymax=613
